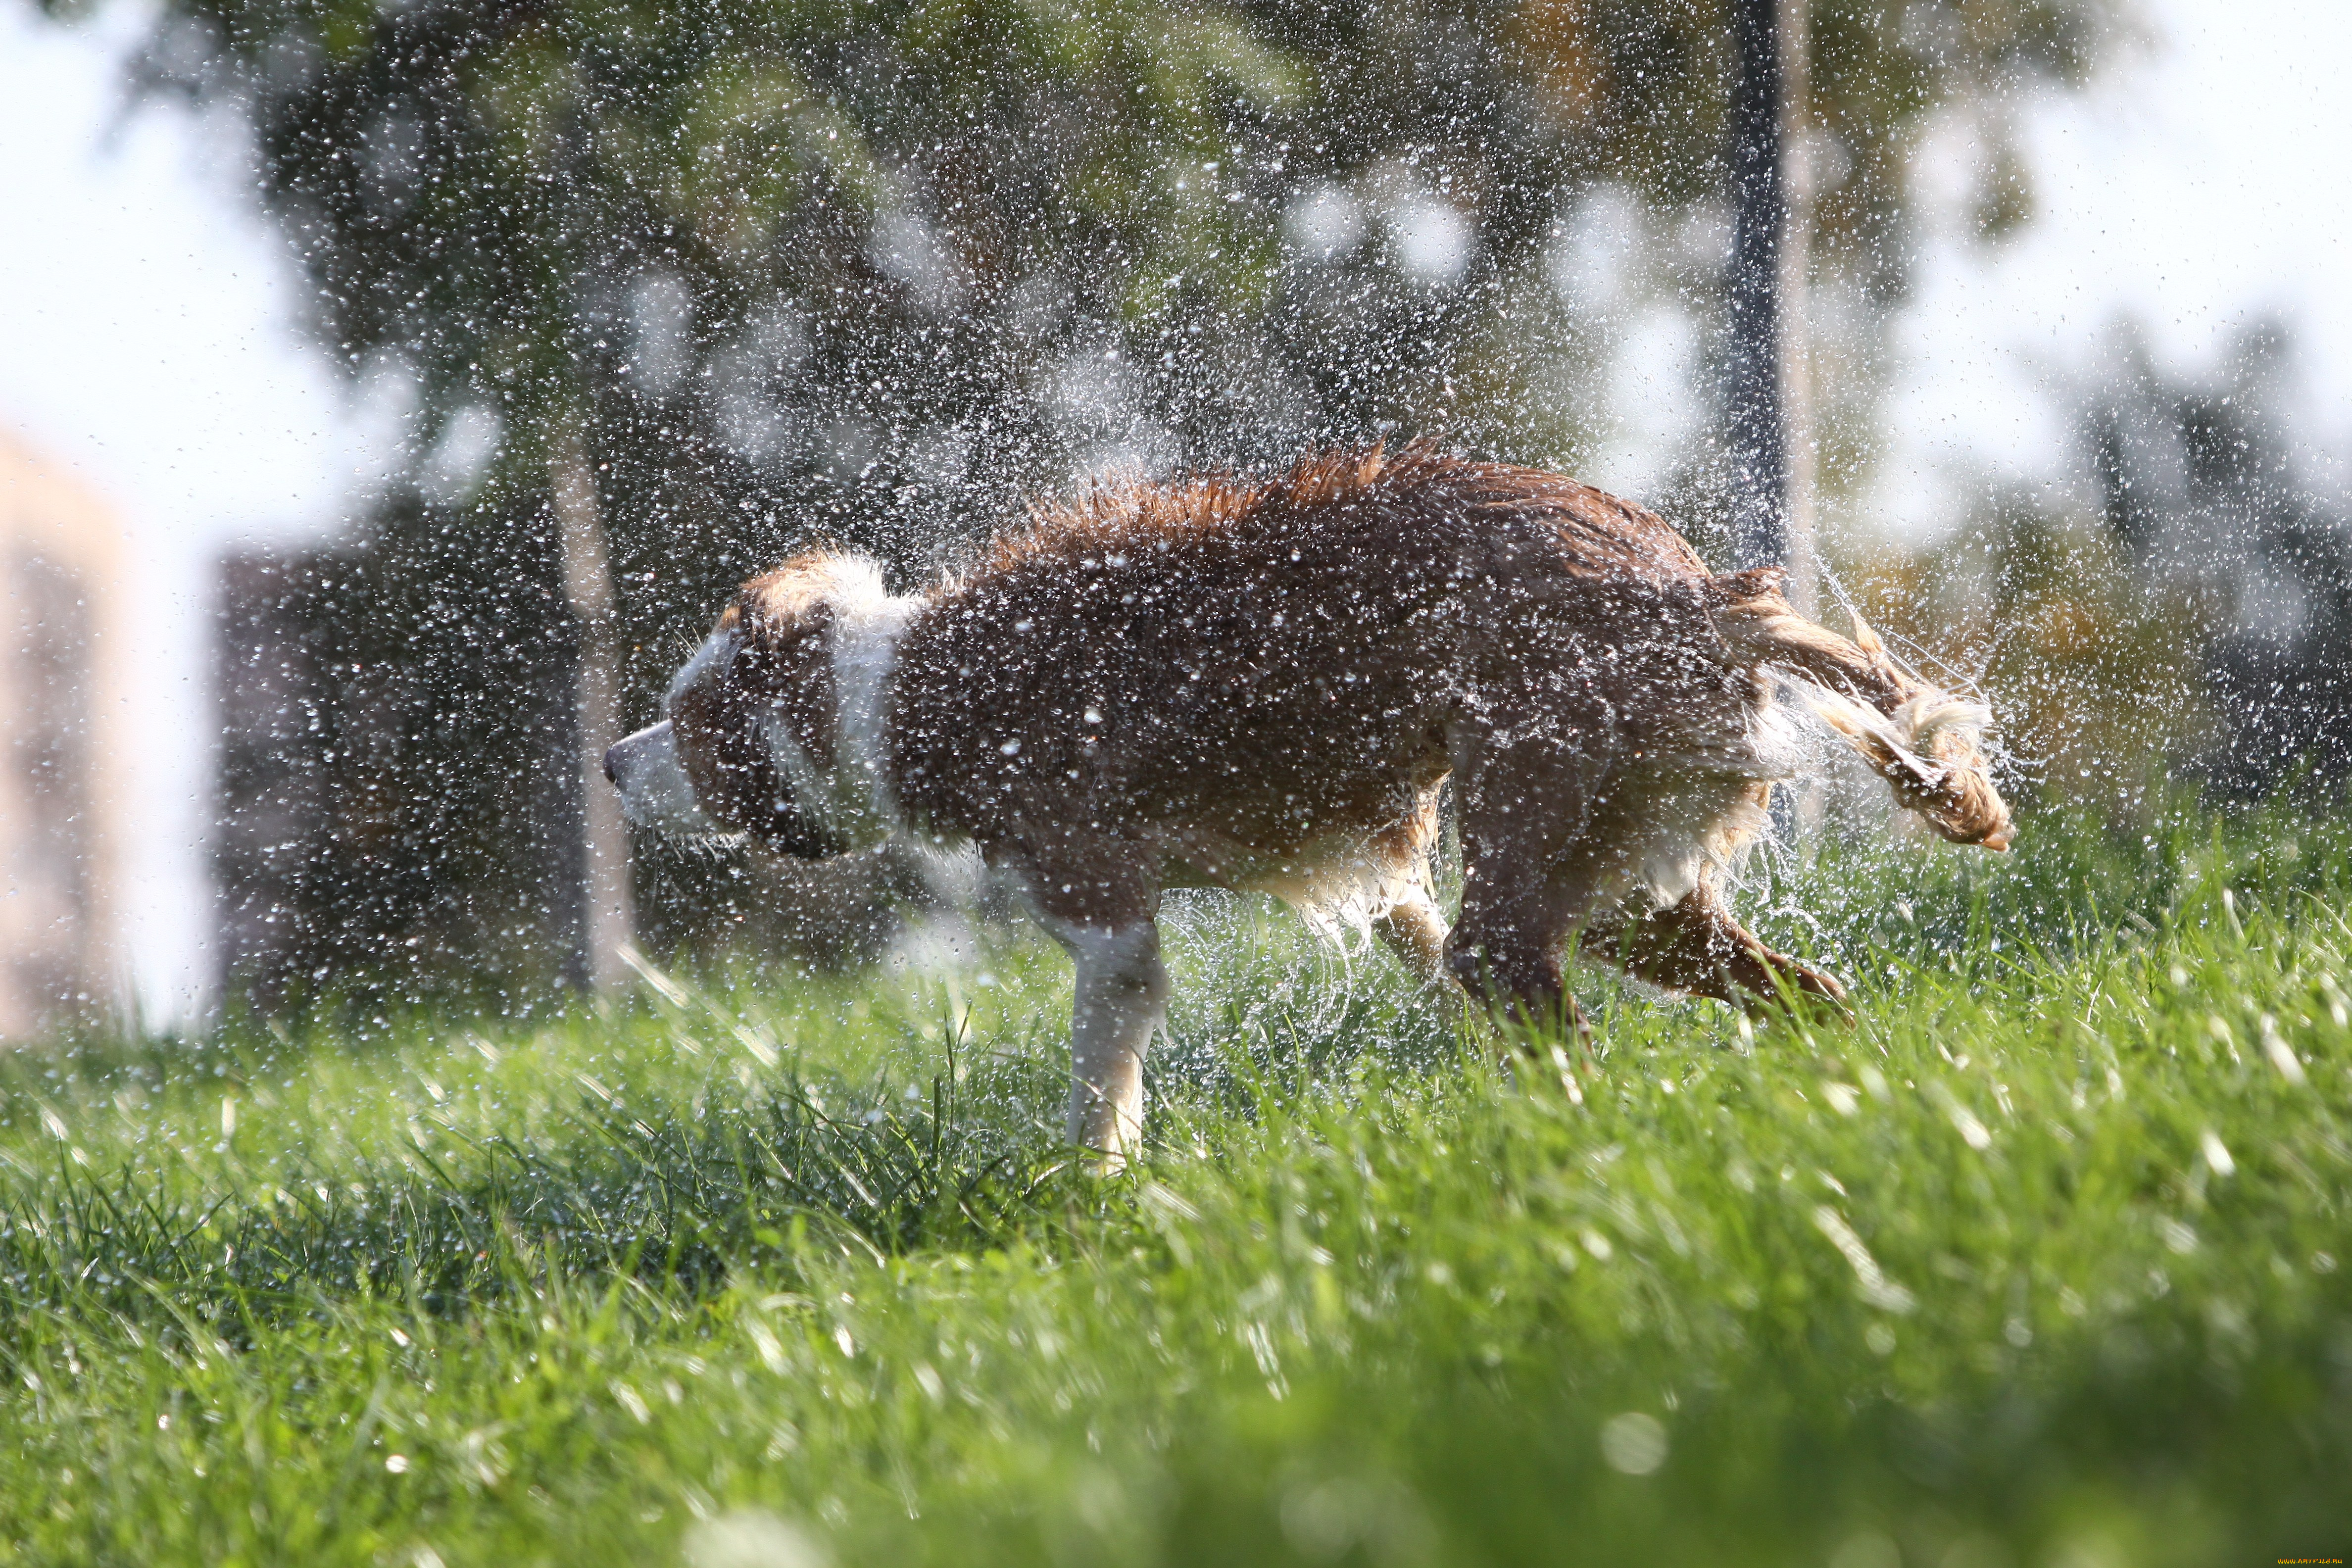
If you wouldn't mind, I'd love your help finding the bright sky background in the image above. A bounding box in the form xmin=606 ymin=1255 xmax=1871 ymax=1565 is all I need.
xmin=1878 ymin=0 xmax=2352 ymax=531
xmin=0 ymin=0 xmax=2346 ymax=1023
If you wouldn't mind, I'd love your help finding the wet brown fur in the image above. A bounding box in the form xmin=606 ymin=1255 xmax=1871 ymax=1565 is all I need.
xmin=671 ymin=442 xmax=2012 ymax=1032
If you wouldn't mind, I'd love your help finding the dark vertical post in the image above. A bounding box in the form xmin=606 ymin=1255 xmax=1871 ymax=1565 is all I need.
xmin=1724 ymin=0 xmax=1788 ymax=573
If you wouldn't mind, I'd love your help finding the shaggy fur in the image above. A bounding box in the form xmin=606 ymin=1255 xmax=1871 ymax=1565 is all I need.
xmin=606 ymin=444 xmax=2013 ymax=1164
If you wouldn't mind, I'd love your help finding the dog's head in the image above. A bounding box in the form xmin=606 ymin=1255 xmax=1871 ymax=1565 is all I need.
xmin=604 ymin=551 xmax=908 ymax=859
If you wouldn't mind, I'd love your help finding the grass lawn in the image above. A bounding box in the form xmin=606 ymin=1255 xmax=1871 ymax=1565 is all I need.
xmin=1 ymin=806 xmax=2349 ymax=1566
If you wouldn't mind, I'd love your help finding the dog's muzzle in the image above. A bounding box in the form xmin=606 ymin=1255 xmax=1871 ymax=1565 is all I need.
xmin=604 ymin=721 xmax=722 ymax=835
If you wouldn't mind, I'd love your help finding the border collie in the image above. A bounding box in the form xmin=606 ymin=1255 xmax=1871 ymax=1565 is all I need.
xmin=607 ymin=446 xmax=2011 ymax=1164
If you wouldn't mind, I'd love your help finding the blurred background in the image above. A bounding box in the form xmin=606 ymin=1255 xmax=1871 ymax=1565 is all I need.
xmin=0 ymin=0 xmax=2346 ymax=1029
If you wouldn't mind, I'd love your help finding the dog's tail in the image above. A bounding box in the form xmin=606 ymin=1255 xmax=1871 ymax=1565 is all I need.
xmin=1705 ymin=568 xmax=2013 ymax=851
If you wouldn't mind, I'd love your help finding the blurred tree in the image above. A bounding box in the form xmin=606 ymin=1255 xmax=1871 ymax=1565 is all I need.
xmin=44 ymin=0 xmax=2122 ymax=996
xmin=1839 ymin=320 xmax=2352 ymax=820
xmin=2086 ymin=322 xmax=2352 ymax=795
xmin=214 ymin=497 xmax=583 ymax=1010
xmin=95 ymin=0 xmax=2123 ymax=551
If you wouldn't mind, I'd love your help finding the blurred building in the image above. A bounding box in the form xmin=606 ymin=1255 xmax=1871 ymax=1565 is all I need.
xmin=211 ymin=510 xmax=587 ymax=1010
xmin=0 ymin=432 xmax=124 ymax=1036
xmin=213 ymin=546 xmax=335 ymax=1003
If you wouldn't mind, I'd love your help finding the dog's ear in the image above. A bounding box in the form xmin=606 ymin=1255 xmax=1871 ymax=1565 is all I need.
xmin=735 ymin=592 xmax=834 ymax=681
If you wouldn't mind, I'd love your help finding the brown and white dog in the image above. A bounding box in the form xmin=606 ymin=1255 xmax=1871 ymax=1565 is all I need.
xmin=606 ymin=446 xmax=2012 ymax=1163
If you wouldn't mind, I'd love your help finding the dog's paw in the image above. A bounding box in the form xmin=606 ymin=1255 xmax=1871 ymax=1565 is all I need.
xmin=1751 ymin=955 xmax=1853 ymax=1024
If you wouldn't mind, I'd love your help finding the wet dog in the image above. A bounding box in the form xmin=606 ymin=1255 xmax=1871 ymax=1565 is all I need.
xmin=606 ymin=446 xmax=2012 ymax=1163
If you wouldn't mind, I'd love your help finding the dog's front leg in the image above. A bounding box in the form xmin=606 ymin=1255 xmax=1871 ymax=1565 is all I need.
xmin=1048 ymin=918 xmax=1170 ymax=1170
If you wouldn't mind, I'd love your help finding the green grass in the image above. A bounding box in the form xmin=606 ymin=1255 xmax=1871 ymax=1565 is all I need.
xmin=3 ymin=806 xmax=2351 ymax=1566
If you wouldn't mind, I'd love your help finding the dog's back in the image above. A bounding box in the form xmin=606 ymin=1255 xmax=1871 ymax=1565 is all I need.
xmin=889 ymin=446 xmax=1750 ymax=855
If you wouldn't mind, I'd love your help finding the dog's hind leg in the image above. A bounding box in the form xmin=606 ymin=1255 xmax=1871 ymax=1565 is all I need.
xmin=1441 ymin=722 xmax=1619 ymax=1035
xmin=1374 ymin=889 xmax=1452 ymax=987
xmin=1596 ymin=882 xmax=1847 ymax=1015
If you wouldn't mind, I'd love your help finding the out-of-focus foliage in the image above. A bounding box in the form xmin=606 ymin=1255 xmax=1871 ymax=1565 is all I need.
xmin=104 ymin=0 xmax=2114 ymax=565
xmin=1848 ymin=494 xmax=2215 ymax=820
xmin=1845 ymin=320 xmax=2352 ymax=818
xmin=214 ymin=500 xmax=586 ymax=1011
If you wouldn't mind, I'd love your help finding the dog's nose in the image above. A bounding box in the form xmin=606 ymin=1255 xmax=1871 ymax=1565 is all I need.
xmin=601 ymin=744 xmax=622 ymax=786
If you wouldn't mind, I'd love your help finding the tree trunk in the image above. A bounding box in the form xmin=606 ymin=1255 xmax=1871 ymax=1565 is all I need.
xmin=1728 ymin=0 xmax=1823 ymax=837
xmin=552 ymin=433 xmax=635 ymax=992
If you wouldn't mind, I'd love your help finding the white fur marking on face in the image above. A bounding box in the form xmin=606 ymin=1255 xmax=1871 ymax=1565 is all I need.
xmin=825 ymin=557 xmax=919 ymax=821
xmin=607 ymin=721 xmax=723 ymax=835
xmin=750 ymin=554 xmax=918 ymax=853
